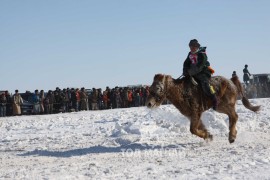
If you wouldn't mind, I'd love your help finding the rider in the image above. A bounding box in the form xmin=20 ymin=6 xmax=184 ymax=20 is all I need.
xmin=243 ymin=64 xmax=251 ymax=85
xmin=182 ymin=39 xmax=218 ymax=110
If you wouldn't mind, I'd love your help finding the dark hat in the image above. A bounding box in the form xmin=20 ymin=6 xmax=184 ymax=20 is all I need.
xmin=15 ymin=90 xmax=19 ymax=93
xmin=245 ymin=64 xmax=248 ymax=67
xmin=189 ymin=39 xmax=200 ymax=48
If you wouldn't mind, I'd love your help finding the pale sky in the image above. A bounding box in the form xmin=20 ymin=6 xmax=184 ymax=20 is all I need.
xmin=1 ymin=0 xmax=270 ymax=93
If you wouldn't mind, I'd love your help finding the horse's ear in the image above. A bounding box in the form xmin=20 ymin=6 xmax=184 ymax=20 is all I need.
xmin=154 ymin=74 xmax=164 ymax=81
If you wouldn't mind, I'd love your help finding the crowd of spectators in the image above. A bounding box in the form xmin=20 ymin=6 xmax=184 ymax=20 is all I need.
xmin=1 ymin=65 xmax=270 ymax=117
xmin=0 ymin=86 xmax=151 ymax=117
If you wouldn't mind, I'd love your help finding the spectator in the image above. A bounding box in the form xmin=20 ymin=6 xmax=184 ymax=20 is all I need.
xmin=132 ymin=89 xmax=136 ymax=107
xmin=143 ymin=86 xmax=150 ymax=106
xmin=134 ymin=91 xmax=141 ymax=107
xmin=91 ymin=88 xmax=99 ymax=110
xmin=12 ymin=90 xmax=23 ymax=116
xmin=32 ymin=89 xmax=40 ymax=114
xmin=232 ymin=71 xmax=237 ymax=78
xmin=66 ymin=88 xmax=72 ymax=112
xmin=110 ymin=88 xmax=116 ymax=109
xmin=62 ymin=89 xmax=70 ymax=113
xmin=127 ymin=89 xmax=133 ymax=107
xmin=97 ymin=88 xmax=103 ymax=110
xmin=54 ymin=91 xmax=62 ymax=112
xmin=122 ymin=88 xmax=129 ymax=108
xmin=0 ymin=93 xmax=7 ymax=117
xmin=75 ymin=88 xmax=80 ymax=111
xmin=80 ymin=87 xmax=88 ymax=111
xmin=120 ymin=88 xmax=125 ymax=108
xmin=70 ymin=88 xmax=77 ymax=112
xmin=243 ymin=64 xmax=251 ymax=85
xmin=115 ymin=88 xmax=122 ymax=108
xmin=5 ymin=91 xmax=12 ymax=116
xmin=106 ymin=87 xmax=112 ymax=109
xmin=139 ymin=88 xmax=144 ymax=106
xmin=103 ymin=91 xmax=108 ymax=109
xmin=45 ymin=90 xmax=54 ymax=114
xmin=40 ymin=90 xmax=45 ymax=114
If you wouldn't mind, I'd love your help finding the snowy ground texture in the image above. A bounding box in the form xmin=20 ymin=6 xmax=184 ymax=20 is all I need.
xmin=0 ymin=98 xmax=270 ymax=179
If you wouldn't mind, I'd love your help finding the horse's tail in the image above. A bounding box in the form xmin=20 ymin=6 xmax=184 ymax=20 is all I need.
xmin=230 ymin=76 xmax=260 ymax=112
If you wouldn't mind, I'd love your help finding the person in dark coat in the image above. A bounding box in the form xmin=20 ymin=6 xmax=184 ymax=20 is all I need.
xmin=70 ymin=88 xmax=77 ymax=111
xmin=0 ymin=93 xmax=7 ymax=117
xmin=232 ymin=71 xmax=237 ymax=78
xmin=5 ymin=91 xmax=12 ymax=116
xmin=243 ymin=64 xmax=251 ymax=85
xmin=183 ymin=39 xmax=218 ymax=110
xmin=45 ymin=90 xmax=54 ymax=114
xmin=90 ymin=88 xmax=99 ymax=110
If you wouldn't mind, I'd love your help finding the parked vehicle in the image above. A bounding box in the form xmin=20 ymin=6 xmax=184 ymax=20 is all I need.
xmin=20 ymin=92 xmax=34 ymax=115
xmin=20 ymin=100 xmax=34 ymax=115
xmin=250 ymin=73 xmax=270 ymax=84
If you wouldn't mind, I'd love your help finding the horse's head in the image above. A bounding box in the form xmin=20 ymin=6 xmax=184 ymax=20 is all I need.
xmin=146 ymin=74 xmax=168 ymax=108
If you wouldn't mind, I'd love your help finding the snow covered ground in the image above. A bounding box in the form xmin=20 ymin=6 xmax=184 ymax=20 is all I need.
xmin=0 ymin=98 xmax=269 ymax=179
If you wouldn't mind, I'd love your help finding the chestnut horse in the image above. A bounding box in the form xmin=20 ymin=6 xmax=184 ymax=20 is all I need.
xmin=146 ymin=74 xmax=260 ymax=143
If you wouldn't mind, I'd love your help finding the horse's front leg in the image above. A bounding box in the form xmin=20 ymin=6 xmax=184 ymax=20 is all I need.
xmin=189 ymin=112 xmax=213 ymax=141
xmin=228 ymin=109 xmax=238 ymax=143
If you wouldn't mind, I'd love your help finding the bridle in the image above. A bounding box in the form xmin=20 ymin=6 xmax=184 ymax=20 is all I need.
xmin=149 ymin=91 xmax=162 ymax=102
xmin=150 ymin=75 xmax=168 ymax=102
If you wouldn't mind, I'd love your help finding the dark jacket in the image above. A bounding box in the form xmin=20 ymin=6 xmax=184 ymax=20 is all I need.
xmin=45 ymin=93 xmax=55 ymax=104
xmin=183 ymin=47 xmax=211 ymax=77
xmin=0 ymin=96 xmax=7 ymax=106
xmin=243 ymin=67 xmax=251 ymax=82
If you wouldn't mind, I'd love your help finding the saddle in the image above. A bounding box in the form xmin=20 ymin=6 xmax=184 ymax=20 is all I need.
xmin=174 ymin=75 xmax=220 ymax=96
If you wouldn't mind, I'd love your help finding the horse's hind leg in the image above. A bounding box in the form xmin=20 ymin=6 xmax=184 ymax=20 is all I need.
xmin=190 ymin=113 xmax=213 ymax=141
xmin=227 ymin=109 xmax=238 ymax=143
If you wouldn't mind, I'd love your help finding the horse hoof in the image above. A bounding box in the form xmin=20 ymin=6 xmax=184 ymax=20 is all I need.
xmin=229 ymin=138 xmax=235 ymax=143
xmin=205 ymin=134 xmax=213 ymax=142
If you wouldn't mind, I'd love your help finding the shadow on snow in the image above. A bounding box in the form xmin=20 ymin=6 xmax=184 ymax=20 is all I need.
xmin=17 ymin=143 xmax=195 ymax=158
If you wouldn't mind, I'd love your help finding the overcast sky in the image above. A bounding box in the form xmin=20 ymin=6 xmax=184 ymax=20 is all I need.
xmin=1 ymin=0 xmax=270 ymax=93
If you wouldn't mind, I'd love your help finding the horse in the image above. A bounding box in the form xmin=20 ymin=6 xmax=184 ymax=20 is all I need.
xmin=145 ymin=74 xmax=260 ymax=143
